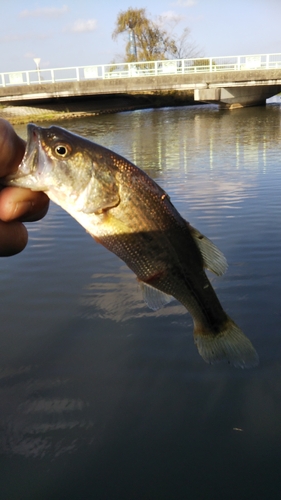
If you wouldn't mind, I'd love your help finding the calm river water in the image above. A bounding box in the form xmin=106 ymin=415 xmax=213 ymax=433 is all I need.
xmin=1 ymin=104 xmax=281 ymax=499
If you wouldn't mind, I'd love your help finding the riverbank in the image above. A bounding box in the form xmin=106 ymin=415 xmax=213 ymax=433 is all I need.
xmin=0 ymin=91 xmax=194 ymax=124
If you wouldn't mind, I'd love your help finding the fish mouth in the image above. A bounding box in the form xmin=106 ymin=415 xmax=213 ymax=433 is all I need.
xmin=24 ymin=123 xmax=39 ymax=158
xmin=4 ymin=123 xmax=49 ymax=190
xmin=21 ymin=123 xmax=39 ymax=171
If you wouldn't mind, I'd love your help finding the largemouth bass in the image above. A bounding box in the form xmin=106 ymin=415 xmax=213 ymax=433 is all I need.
xmin=4 ymin=124 xmax=259 ymax=368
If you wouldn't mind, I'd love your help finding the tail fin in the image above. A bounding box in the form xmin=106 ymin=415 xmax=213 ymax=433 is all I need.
xmin=194 ymin=317 xmax=259 ymax=368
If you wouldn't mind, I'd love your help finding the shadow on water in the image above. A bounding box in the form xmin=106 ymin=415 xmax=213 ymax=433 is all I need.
xmin=1 ymin=104 xmax=281 ymax=499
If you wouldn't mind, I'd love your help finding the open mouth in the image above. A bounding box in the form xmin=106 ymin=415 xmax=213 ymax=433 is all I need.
xmin=3 ymin=124 xmax=50 ymax=191
xmin=22 ymin=123 xmax=41 ymax=172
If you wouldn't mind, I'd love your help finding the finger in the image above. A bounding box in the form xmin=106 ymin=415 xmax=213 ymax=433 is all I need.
xmin=0 ymin=119 xmax=26 ymax=176
xmin=0 ymin=220 xmax=28 ymax=257
xmin=0 ymin=187 xmax=49 ymax=222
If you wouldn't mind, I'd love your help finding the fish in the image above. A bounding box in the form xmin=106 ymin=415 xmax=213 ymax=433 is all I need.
xmin=4 ymin=123 xmax=259 ymax=368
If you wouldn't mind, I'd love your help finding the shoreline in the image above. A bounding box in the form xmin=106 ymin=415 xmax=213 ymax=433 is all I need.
xmin=0 ymin=92 xmax=195 ymax=125
xmin=0 ymin=106 xmax=149 ymax=125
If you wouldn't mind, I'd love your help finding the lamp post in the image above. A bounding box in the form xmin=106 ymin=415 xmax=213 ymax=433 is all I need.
xmin=128 ymin=21 xmax=137 ymax=61
xmin=33 ymin=58 xmax=41 ymax=83
xmin=128 ymin=28 xmax=137 ymax=59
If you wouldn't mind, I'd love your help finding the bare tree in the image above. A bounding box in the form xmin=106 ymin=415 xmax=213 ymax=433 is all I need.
xmin=167 ymin=27 xmax=200 ymax=59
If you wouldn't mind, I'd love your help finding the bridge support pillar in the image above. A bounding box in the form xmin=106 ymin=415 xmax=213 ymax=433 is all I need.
xmin=194 ymin=85 xmax=281 ymax=109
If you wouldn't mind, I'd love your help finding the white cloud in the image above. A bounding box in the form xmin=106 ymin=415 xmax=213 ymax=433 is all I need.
xmin=172 ymin=0 xmax=197 ymax=6
xmin=160 ymin=11 xmax=185 ymax=23
xmin=0 ymin=33 xmax=51 ymax=43
xmin=68 ymin=19 xmax=97 ymax=33
xmin=19 ymin=5 xmax=68 ymax=18
xmin=24 ymin=52 xmax=37 ymax=59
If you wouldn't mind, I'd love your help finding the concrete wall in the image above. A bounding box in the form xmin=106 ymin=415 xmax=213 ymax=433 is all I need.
xmin=194 ymin=84 xmax=281 ymax=108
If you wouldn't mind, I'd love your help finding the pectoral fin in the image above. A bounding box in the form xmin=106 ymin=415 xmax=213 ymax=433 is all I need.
xmin=189 ymin=224 xmax=228 ymax=276
xmin=77 ymin=167 xmax=120 ymax=214
xmin=139 ymin=281 xmax=174 ymax=311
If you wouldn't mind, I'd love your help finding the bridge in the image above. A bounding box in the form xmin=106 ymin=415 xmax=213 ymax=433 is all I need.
xmin=1 ymin=53 xmax=281 ymax=110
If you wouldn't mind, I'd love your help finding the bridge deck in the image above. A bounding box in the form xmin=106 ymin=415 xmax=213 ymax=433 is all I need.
xmin=1 ymin=53 xmax=281 ymax=109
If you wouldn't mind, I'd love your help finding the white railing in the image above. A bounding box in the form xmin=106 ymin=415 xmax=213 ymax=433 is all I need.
xmin=1 ymin=53 xmax=281 ymax=88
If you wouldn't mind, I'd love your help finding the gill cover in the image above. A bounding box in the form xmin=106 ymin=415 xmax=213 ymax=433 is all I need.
xmin=76 ymin=161 xmax=120 ymax=215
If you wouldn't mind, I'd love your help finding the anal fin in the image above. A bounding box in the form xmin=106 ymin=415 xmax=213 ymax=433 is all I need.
xmin=139 ymin=281 xmax=174 ymax=311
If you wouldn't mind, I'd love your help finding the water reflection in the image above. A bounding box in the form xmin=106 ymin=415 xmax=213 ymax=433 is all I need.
xmin=16 ymin=104 xmax=281 ymax=179
xmin=81 ymin=267 xmax=185 ymax=322
xmin=0 ymin=363 xmax=89 ymax=458
xmin=1 ymin=104 xmax=281 ymax=498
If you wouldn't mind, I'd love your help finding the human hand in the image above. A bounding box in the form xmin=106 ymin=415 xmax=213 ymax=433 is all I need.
xmin=0 ymin=119 xmax=49 ymax=256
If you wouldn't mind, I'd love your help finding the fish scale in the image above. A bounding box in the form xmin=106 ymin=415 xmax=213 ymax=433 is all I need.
xmin=3 ymin=123 xmax=259 ymax=368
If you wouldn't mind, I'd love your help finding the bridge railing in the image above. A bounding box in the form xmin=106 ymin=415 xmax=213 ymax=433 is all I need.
xmin=1 ymin=53 xmax=281 ymax=88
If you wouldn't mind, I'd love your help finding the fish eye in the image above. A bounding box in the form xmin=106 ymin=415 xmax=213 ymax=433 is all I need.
xmin=54 ymin=144 xmax=69 ymax=157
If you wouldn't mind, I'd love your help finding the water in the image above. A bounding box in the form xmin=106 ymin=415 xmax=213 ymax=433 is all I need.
xmin=1 ymin=104 xmax=281 ymax=499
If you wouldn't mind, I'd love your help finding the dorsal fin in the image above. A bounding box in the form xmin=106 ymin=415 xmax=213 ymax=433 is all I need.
xmin=188 ymin=224 xmax=228 ymax=276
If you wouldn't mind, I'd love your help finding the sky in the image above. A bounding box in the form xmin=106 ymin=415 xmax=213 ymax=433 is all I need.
xmin=1 ymin=0 xmax=281 ymax=73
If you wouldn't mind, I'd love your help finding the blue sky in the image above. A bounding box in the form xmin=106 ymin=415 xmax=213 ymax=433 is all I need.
xmin=1 ymin=0 xmax=281 ymax=72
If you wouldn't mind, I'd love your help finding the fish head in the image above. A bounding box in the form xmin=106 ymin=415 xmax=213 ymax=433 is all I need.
xmin=5 ymin=124 xmax=120 ymax=214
